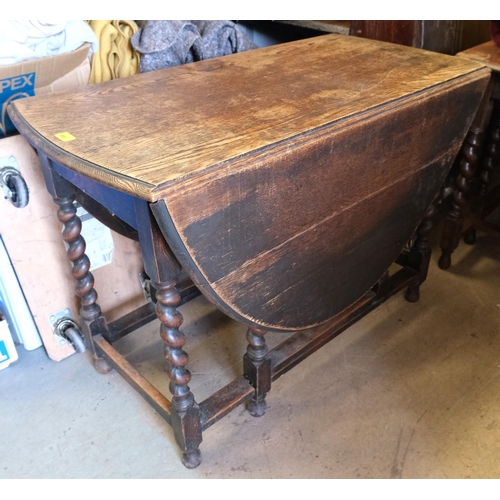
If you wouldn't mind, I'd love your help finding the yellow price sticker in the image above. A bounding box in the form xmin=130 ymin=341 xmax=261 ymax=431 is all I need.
xmin=55 ymin=132 xmax=76 ymax=142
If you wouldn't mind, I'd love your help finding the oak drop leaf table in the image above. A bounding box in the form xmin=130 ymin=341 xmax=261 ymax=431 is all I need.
xmin=8 ymin=35 xmax=490 ymax=468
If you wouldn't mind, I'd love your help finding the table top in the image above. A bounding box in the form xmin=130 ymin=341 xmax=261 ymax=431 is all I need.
xmin=9 ymin=34 xmax=488 ymax=202
xmin=457 ymin=40 xmax=500 ymax=73
xmin=8 ymin=34 xmax=491 ymax=330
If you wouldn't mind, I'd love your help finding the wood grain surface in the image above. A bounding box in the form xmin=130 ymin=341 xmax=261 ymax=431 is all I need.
xmin=151 ymin=73 xmax=489 ymax=330
xmin=457 ymin=41 xmax=500 ymax=72
xmin=8 ymin=34 xmax=488 ymax=201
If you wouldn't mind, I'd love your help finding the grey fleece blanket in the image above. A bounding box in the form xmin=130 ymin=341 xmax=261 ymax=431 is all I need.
xmin=131 ymin=20 xmax=257 ymax=73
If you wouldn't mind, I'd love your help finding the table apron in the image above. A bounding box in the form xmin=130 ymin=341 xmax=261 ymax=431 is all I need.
xmin=49 ymin=159 xmax=140 ymax=231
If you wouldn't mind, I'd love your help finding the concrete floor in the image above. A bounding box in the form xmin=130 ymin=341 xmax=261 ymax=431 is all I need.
xmin=1 ymin=226 xmax=500 ymax=479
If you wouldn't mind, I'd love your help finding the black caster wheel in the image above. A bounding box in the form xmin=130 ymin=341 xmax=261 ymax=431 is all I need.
xmin=1 ymin=168 xmax=29 ymax=208
xmin=463 ymin=227 xmax=476 ymax=245
xmin=64 ymin=326 xmax=87 ymax=353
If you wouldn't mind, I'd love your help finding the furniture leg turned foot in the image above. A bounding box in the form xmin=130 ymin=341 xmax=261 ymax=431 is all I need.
xmin=437 ymin=250 xmax=452 ymax=270
xmin=404 ymin=284 xmax=420 ymax=303
xmin=55 ymin=192 xmax=112 ymax=374
xmin=181 ymin=448 xmax=202 ymax=469
xmin=156 ymin=282 xmax=202 ymax=469
xmin=463 ymin=226 xmax=477 ymax=245
xmin=243 ymin=327 xmax=271 ymax=417
xmin=94 ymin=357 xmax=113 ymax=374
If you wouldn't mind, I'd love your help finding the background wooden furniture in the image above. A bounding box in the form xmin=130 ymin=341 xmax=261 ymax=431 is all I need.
xmin=439 ymin=41 xmax=500 ymax=269
xmin=8 ymin=35 xmax=490 ymax=469
xmin=349 ymin=21 xmax=491 ymax=55
xmin=238 ymin=21 xmax=491 ymax=55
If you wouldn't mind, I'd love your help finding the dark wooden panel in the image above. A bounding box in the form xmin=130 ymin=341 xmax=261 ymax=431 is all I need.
xmin=212 ymin=162 xmax=445 ymax=330
xmin=350 ymin=21 xmax=490 ymax=55
xmin=422 ymin=21 xmax=490 ymax=55
xmin=170 ymin=79 xmax=482 ymax=282
xmin=350 ymin=21 xmax=420 ymax=47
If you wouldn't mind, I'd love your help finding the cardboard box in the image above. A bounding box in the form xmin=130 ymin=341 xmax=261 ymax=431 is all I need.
xmin=0 ymin=43 xmax=91 ymax=137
